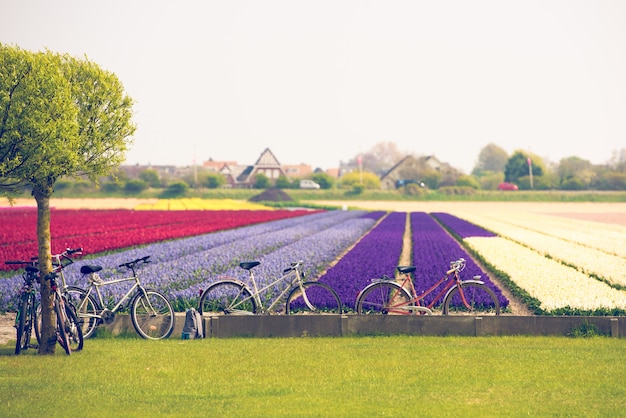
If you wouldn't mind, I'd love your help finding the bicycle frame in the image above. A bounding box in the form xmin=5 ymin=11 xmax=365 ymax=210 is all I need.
xmin=376 ymin=261 xmax=485 ymax=315
xmin=79 ymin=274 xmax=146 ymax=320
xmin=223 ymin=265 xmax=307 ymax=314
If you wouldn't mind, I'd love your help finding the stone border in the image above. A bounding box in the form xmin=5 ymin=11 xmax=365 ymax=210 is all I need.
xmin=104 ymin=314 xmax=624 ymax=339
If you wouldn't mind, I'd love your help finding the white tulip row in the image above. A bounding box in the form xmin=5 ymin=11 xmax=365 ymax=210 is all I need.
xmin=449 ymin=212 xmax=626 ymax=288
xmin=464 ymin=236 xmax=626 ymax=312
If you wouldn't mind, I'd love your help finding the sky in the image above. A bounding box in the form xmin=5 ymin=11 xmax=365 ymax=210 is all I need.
xmin=2 ymin=1 xmax=625 ymax=174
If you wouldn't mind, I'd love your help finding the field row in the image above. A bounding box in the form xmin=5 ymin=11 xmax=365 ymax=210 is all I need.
xmin=1 ymin=207 xmax=625 ymax=314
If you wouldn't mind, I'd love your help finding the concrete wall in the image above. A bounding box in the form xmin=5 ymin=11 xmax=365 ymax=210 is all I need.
xmin=106 ymin=314 xmax=625 ymax=339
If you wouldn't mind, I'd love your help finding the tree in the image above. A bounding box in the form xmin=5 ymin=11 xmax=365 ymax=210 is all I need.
xmin=504 ymin=151 xmax=544 ymax=185
xmin=139 ymin=169 xmax=161 ymax=188
xmin=0 ymin=44 xmax=135 ymax=354
xmin=253 ymin=173 xmax=270 ymax=189
xmin=311 ymin=172 xmax=335 ymax=189
xmin=472 ymin=143 xmax=508 ymax=175
xmin=557 ymin=156 xmax=595 ymax=189
xmin=348 ymin=141 xmax=406 ymax=175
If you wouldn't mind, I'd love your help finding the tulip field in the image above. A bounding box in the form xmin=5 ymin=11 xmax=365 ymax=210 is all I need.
xmin=1 ymin=202 xmax=626 ymax=315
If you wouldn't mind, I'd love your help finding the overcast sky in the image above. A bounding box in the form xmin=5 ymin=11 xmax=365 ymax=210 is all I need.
xmin=2 ymin=0 xmax=625 ymax=174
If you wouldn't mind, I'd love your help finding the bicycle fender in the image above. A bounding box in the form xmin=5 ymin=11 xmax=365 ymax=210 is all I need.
xmin=443 ymin=280 xmax=485 ymax=301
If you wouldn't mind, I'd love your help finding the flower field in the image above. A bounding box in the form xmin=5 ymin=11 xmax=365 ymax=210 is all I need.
xmin=436 ymin=209 xmax=626 ymax=314
xmin=1 ymin=201 xmax=625 ymax=315
xmin=0 ymin=207 xmax=313 ymax=268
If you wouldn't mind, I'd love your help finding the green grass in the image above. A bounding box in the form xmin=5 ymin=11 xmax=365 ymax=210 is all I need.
xmin=1 ymin=336 xmax=625 ymax=417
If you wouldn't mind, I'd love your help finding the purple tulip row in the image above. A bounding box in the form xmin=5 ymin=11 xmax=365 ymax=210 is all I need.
xmin=317 ymin=212 xmax=407 ymax=310
xmin=419 ymin=212 xmax=508 ymax=309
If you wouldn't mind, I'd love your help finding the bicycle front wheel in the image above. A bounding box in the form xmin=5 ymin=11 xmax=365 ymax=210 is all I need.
xmin=286 ymin=282 xmax=342 ymax=314
xmin=131 ymin=290 xmax=175 ymax=340
xmin=356 ymin=282 xmax=413 ymax=315
xmin=198 ymin=281 xmax=257 ymax=315
xmin=66 ymin=286 xmax=100 ymax=339
xmin=442 ymin=282 xmax=501 ymax=316
xmin=15 ymin=294 xmax=29 ymax=355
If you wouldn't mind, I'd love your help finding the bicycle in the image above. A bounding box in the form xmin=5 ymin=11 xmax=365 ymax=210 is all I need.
xmin=355 ymin=258 xmax=501 ymax=315
xmin=198 ymin=260 xmax=342 ymax=315
xmin=43 ymin=270 xmax=84 ymax=354
xmin=71 ymin=256 xmax=175 ymax=340
xmin=5 ymin=258 xmax=40 ymax=354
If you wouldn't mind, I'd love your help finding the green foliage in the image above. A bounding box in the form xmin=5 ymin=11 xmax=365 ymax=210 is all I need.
xmin=274 ymin=175 xmax=293 ymax=189
xmin=568 ymin=321 xmax=605 ymax=338
xmin=161 ymin=180 xmax=189 ymax=197
xmin=139 ymin=169 xmax=161 ymax=188
xmin=477 ymin=171 xmax=505 ymax=190
xmin=253 ymin=173 xmax=270 ymax=189
xmin=338 ymin=171 xmax=381 ymax=189
xmin=455 ymin=175 xmax=480 ymax=189
xmin=1 ymin=337 xmax=625 ymax=416
xmin=421 ymin=171 xmax=442 ymax=189
xmin=401 ymin=183 xmax=428 ymax=197
xmin=311 ymin=172 xmax=335 ymax=189
xmin=123 ymin=179 xmax=148 ymax=193
xmin=561 ymin=177 xmax=586 ymax=190
xmin=437 ymin=186 xmax=477 ymax=196
xmin=505 ymin=151 xmax=544 ymax=183
xmin=203 ymin=172 xmax=226 ymax=189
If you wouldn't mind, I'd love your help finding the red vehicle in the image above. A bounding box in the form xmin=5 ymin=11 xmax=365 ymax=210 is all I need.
xmin=498 ymin=182 xmax=518 ymax=191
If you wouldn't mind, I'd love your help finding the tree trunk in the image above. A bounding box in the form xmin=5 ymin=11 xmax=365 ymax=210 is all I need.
xmin=33 ymin=185 xmax=55 ymax=355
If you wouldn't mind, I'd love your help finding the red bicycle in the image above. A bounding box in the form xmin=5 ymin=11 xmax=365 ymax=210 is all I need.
xmin=355 ymin=258 xmax=501 ymax=315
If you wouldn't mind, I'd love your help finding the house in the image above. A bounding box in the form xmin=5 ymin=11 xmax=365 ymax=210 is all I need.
xmin=380 ymin=155 xmax=446 ymax=190
xmin=220 ymin=148 xmax=289 ymax=188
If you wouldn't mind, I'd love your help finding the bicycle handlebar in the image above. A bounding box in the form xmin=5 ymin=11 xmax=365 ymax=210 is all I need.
xmin=283 ymin=260 xmax=304 ymax=274
xmin=447 ymin=258 xmax=466 ymax=275
xmin=118 ymin=255 xmax=151 ymax=270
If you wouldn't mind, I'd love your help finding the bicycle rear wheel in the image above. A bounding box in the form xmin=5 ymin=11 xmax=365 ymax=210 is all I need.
xmin=54 ymin=299 xmax=71 ymax=355
xmin=356 ymin=282 xmax=413 ymax=315
xmin=286 ymin=282 xmax=342 ymax=314
xmin=66 ymin=286 xmax=100 ymax=339
xmin=131 ymin=290 xmax=175 ymax=340
xmin=64 ymin=303 xmax=84 ymax=352
xmin=442 ymin=282 xmax=501 ymax=316
xmin=198 ymin=281 xmax=257 ymax=315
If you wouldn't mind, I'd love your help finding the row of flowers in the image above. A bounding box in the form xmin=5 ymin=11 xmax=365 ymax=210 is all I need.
xmin=434 ymin=212 xmax=626 ymax=314
xmin=0 ymin=210 xmax=378 ymax=311
xmin=0 ymin=208 xmax=313 ymax=270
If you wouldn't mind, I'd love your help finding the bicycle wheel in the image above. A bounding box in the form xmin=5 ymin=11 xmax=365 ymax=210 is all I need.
xmin=15 ymin=294 xmax=28 ymax=355
xmin=356 ymin=282 xmax=413 ymax=315
xmin=442 ymin=282 xmax=501 ymax=316
xmin=131 ymin=290 xmax=175 ymax=340
xmin=65 ymin=286 xmax=100 ymax=339
xmin=198 ymin=280 xmax=257 ymax=315
xmin=54 ymin=299 xmax=71 ymax=355
xmin=286 ymin=282 xmax=342 ymax=314
xmin=64 ymin=303 xmax=84 ymax=352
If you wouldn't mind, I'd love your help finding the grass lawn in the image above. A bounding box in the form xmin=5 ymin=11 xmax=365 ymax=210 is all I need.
xmin=1 ymin=335 xmax=625 ymax=417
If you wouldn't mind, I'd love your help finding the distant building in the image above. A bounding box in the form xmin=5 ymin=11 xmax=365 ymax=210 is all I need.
xmin=380 ymin=155 xmax=446 ymax=190
xmin=220 ymin=148 xmax=289 ymax=188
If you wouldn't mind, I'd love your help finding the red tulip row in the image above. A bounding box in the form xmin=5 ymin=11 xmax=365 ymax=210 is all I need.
xmin=0 ymin=207 xmax=314 ymax=270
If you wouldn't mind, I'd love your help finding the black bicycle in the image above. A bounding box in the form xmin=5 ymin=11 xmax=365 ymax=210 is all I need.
xmin=5 ymin=259 xmax=40 ymax=354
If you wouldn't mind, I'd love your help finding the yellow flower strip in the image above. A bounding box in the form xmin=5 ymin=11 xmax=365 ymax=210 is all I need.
xmin=449 ymin=212 xmax=626 ymax=288
xmin=465 ymin=237 xmax=626 ymax=311
xmin=134 ymin=198 xmax=272 ymax=211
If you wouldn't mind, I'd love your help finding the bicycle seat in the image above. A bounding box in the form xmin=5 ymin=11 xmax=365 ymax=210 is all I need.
xmin=239 ymin=261 xmax=260 ymax=270
xmin=396 ymin=266 xmax=416 ymax=274
xmin=80 ymin=265 xmax=103 ymax=274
